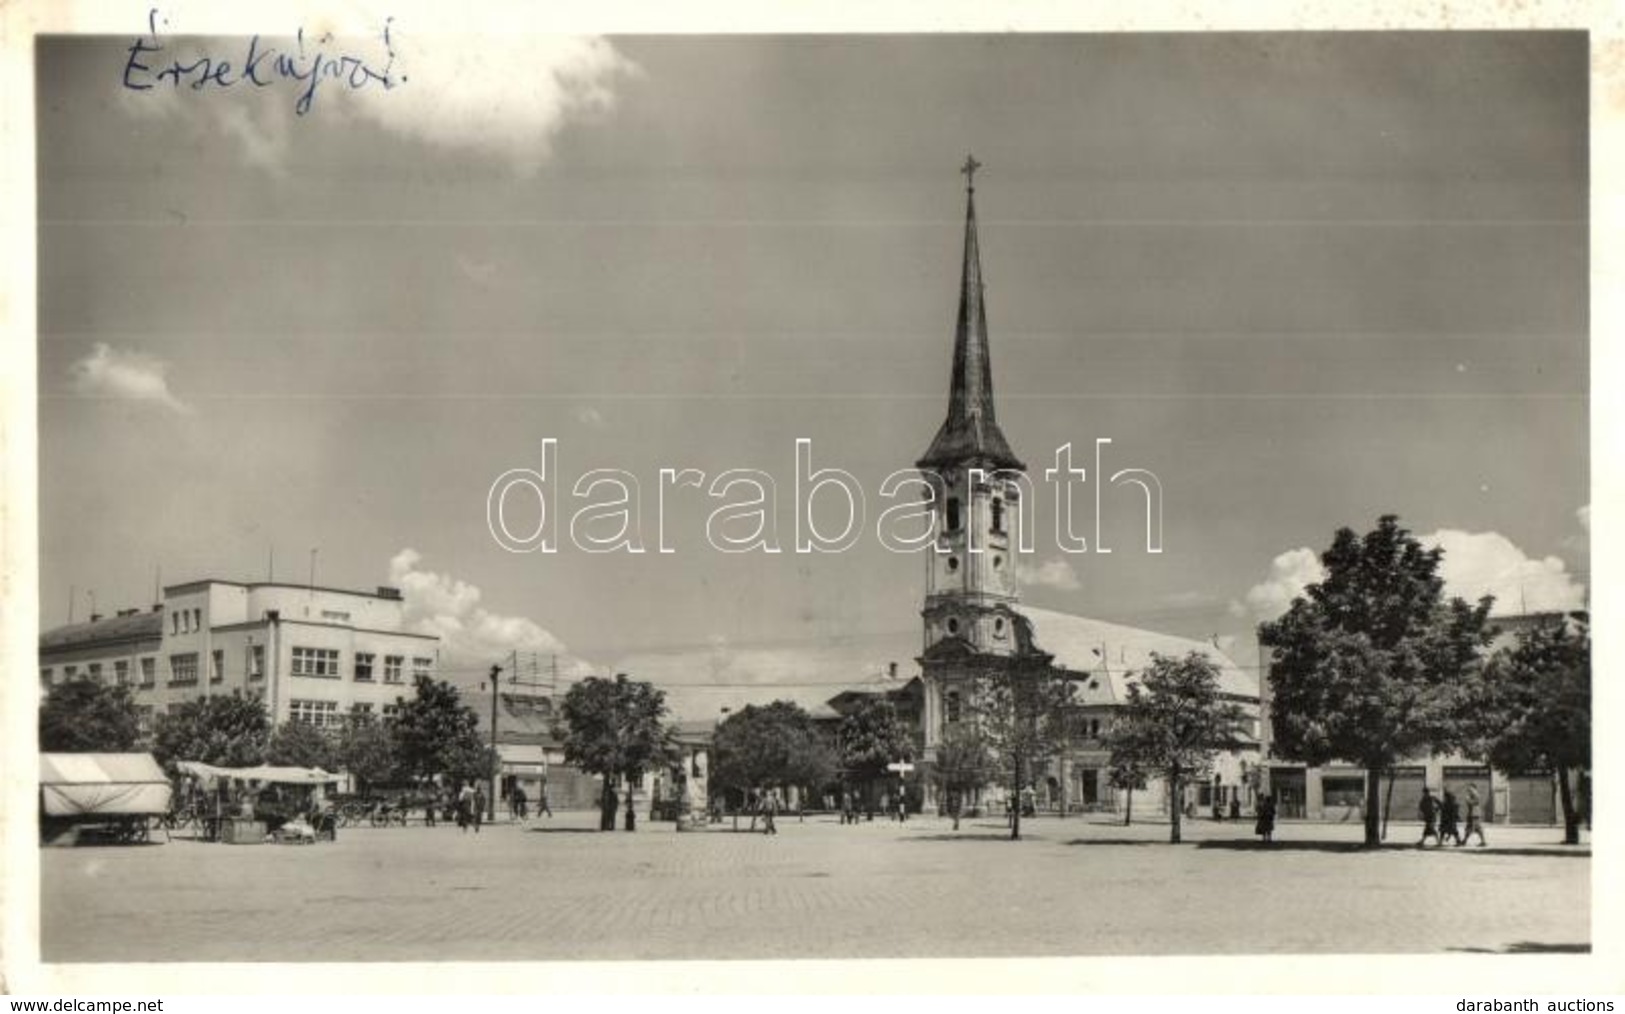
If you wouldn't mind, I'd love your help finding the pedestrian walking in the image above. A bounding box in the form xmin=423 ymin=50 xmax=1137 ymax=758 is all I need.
xmin=472 ymin=785 xmax=486 ymax=833
xmin=456 ymin=782 xmax=475 ymax=832
xmin=1229 ymin=797 xmax=1241 ymax=821
xmin=425 ymin=790 xmax=438 ymax=828
xmin=1461 ymin=784 xmax=1488 ymax=847
xmin=511 ymin=783 xmax=529 ymax=822
xmin=947 ymin=787 xmax=962 ymax=831
xmin=1439 ymin=789 xmax=1463 ymax=845
xmin=1417 ymin=787 xmax=1441 ymax=847
xmin=1254 ymin=792 xmax=1276 ymax=844
xmin=897 ymin=790 xmax=908 ymax=823
xmin=539 ymin=783 xmax=554 ymax=818
xmin=762 ymin=789 xmax=779 ymax=835
xmin=839 ymin=788 xmax=852 ymax=825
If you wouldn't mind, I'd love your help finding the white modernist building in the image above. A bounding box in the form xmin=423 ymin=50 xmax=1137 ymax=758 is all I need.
xmin=39 ymin=580 xmax=440 ymax=735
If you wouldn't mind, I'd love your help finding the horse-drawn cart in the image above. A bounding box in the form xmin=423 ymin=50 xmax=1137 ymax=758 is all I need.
xmin=40 ymin=752 xmax=173 ymax=845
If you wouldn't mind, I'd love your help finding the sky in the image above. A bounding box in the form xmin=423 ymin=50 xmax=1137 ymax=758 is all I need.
xmin=33 ymin=30 xmax=1590 ymax=719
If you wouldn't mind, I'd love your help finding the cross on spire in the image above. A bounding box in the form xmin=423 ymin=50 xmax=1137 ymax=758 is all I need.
xmin=960 ymin=153 xmax=982 ymax=191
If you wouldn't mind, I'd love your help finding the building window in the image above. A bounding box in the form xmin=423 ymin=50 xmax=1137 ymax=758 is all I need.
xmin=412 ymin=656 xmax=433 ymax=679
xmin=211 ymin=649 xmax=224 ymax=683
xmin=321 ymin=609 xmax=352 ymax=623
xmin=135 ymin=705 xmax=155 ymax=736
xmin=139 ymin=658 xmax=156 ymax=687
xmin=63 ymin=665 xmax=78 ymax=680
xmin=40 ymin=668 xmax=52 ymax=686
xmin=946 ymin=498 xmax=961 ymax=533
xmin=946 ymin=617 xmax=960 ymax=635
xmin=382 ymin=703 xmax=401 ymax=722
xmin=168 ymin=653 xmax=199 ymax=685
xmin=946 ymin=690 xmax=961 ymax=724
xmin=991 ymin=498 xmax=1005 ymax=534
xmin=355 ymin=652 xmax=375 ymax=682
xmin=1322 ymin=775 xmax=1366 ymax=809
xmin=192 ymin=608 xmax=202 ymax=632
xmin=352 ymin=702 xmax=374 ymax=716
xmin=88 ymin=662 xmax=103 ymax=682
xmin=288 ymin=699 xmax=340 ymax=728
xmin=1089 ymin=718 xmax=1101 ymax=738
xmin=248 ymin=645 xmax=265 ymax=680
xmin=170 ymin=612 xmax=180 ymax=636
xmin=291 ymin=647 xmax=341 ymax=678
xmin=384 ymin=655 xmax=404 ymax=684
xmin=114 ymin=660 xmax=130 ymax=686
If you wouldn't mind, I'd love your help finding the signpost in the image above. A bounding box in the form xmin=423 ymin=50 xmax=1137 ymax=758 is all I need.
xmin=887 ymin=760 xmax=914 ymax=820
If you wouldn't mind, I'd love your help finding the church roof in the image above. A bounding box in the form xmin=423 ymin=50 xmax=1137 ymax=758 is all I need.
xmin=917 ymin=159 xmax=1024 ymax=472
xmin=1016 ymin=605 xmax=1258 ymax=705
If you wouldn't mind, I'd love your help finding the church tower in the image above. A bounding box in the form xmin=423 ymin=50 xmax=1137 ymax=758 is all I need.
xmin=917 ymin=157 xmax=1029 ymax=751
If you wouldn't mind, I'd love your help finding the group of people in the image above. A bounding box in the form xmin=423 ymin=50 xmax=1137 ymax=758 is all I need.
xmin=1417 ymin=784 xmax=1489 ymax=847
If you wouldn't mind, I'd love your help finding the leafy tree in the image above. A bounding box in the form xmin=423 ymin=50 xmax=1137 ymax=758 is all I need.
xmin=39 ymin=677 xmax=142 ymax=752
xmin=1102 ymin=714 xmax=1152 ymax=827
xmin=153 ymin=694 xmax=270 ymax=769
xmin=1463 ymin=613 xmax=1590 ymax=844
xmin=932 ymin=721 xmax=991 ymax=830
xmin=392 ymin=676 xmax=493 ymax=790
xmin=336 ymin=713 xmax=400 ymax=795
xmin=837 ymin=696 xmax=914 ymax=812
xmin=713 ymin=701 xmax=834 ymax=828
xmin=1112 ymin=652 xmax=1249 ymax=843
xmin=557 ymin=674 xmax=675 ymax=832
xmin=1258 ymin=515 xmax=1494 ymax=847
xmin=966 ymin=659 xmax=1076 ymax=841
xmin=265 ymin=719 xmax=337 ymax=770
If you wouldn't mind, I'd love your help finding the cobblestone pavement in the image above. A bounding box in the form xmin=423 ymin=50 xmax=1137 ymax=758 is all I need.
xmin=40 ymin=811 xmax=1589 ymax=962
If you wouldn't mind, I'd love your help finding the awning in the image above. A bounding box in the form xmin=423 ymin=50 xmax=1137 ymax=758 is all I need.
xmin=40 ymin=753 xmax=172 ymax=817
xmin=175 ymin=760 xmax=339 ymax=785
xmin=496 ymin=744 xmax=547 ymax=774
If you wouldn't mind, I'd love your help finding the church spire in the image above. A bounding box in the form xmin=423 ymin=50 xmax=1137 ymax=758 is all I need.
xmin=917 ymin=155 xmax=1024 ymax=472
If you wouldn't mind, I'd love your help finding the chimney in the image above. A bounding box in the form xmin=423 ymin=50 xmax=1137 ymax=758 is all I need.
xmin=888 ymin=661 xmax=898 ymax=679
xmin=377 ymin=586 xmax=402 ymax=601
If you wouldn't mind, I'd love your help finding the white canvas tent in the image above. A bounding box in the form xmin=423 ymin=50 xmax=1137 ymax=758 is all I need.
xmin=174 ymin=760 xmax=339 ymax=785
xmin=39 ymin=753 xmax=172 ymax=817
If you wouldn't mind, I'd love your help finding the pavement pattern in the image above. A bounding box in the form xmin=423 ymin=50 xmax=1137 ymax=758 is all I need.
xmin=39 ymin=811 xmax=1589 ymax=962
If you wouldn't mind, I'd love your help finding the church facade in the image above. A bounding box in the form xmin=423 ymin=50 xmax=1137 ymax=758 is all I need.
xmin=912 ymin=160 xmax=1263 ymax=817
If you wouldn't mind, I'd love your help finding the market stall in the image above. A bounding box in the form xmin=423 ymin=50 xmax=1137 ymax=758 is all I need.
xmin=40 ymin=752 xmax=172 ymax=845
xmin=174 ymin=761 xmax=340 ymax=843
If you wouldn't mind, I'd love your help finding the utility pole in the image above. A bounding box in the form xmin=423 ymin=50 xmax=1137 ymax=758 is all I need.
xmin=489 ymin=661 xmax=504 ymax=822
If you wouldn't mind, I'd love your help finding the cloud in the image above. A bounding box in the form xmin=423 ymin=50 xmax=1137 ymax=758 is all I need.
xmin=117 ymin=25 xmax=640 ymax=177
xmin=347 ymin=32 xmax=641 ymax=177
xmin=1420 ymin=529 xmax=1586 ymax=616
xmin=1231 ymin=547 xmax=1324 ymax=621
xmin=68 ymin=343 xmax=191 ymax=413
xmin=388 ymin=548 xmax=594 ymax=675
xmin=1015 ymin=557 xmax=1082 ymax=592
xmin=1235 ymin=529 xmax=1586 ymax=622
xmin=574 ymin=406 xmax=605 ymax=428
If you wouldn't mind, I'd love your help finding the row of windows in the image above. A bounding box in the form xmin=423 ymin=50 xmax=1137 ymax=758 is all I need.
xmin=42 ymin=643 xmax=406 ymax=689
xmin=941 ymin=690 xmax=1105 ymax=739
xmin=293 ymin=646 xmax=432 ymax=684
xmin=170 ymin=607 xmax=204 ymax=636
xmin=288 ymin=698 xmax=401 ymax=728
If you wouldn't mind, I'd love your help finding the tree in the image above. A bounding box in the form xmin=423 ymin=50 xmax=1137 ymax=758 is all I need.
xmin=713 ymin=701 xmax=834 ymax=828
xmin=39 ymin=677 xmax=142 ymax=753
xmin=1258 ymin=515 xmax=1494 ymax=847
xmin=152 ymin=694 xmax=270 ymax=769
xmin=265 ymin=719 xmax=337 ymax=770
xmin=557 ymin=674 xmax=675 ymax=832
xmin=966 ymin=659 xmax=1076 ymax=841
xmin=1102 ymin=714 xmax=1152 ymax=827
xmin=392 ymin=676 xmax=493 ymax=790
xmin=1463 ymin=613 xmax=1590 ymax=844
xmin=1112 ymin=652 xmax=1249 ymax=843
xmin=932 ymin=721 xmax=991 ymax=830
xmin=837 ymin=696 xmax=914 ymax=816
xmin=335 ymin=713 xmax=400 ymax=795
